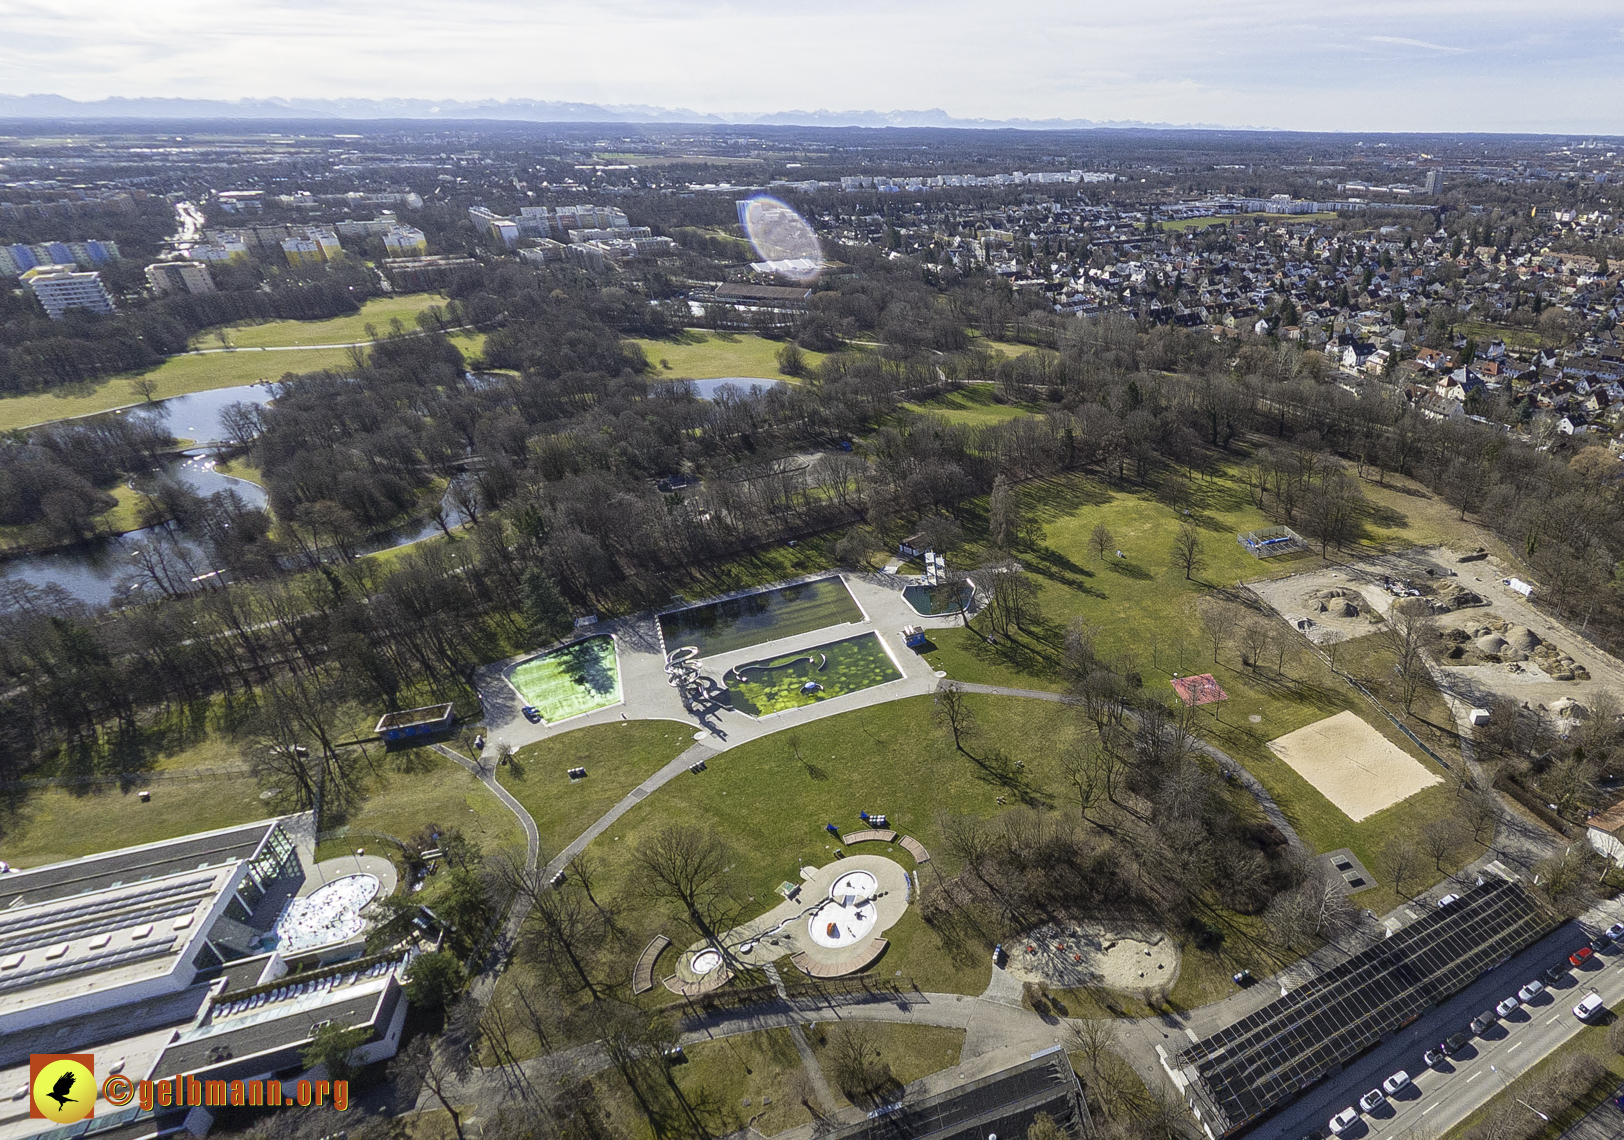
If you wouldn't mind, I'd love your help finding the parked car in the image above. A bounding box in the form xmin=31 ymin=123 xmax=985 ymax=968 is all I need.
xmin=1470 ymin=1010 xmax=1498 ymax=1034
xmin=1517 ymin=980 xmax=1545 ymax=1002
xmin=1544 ymin=963 xmax=1571 ymax=985
xmin=1423 ymin=1047 xmax=1446 ymax=1068
xmin=1575 ymin=993 xmax=1606 ymax=1021
xmin=1442 ymin=1032 xmax=1471 ymax=1055
xmin=521 ymin=705 xmax=541 ymax=723
xmin=1571 ymin=946 xmax=1595 ymax=967
xmin=1437 ymin=893 xmax=1462 ymax=907
xmin=1329 ymin=1107 xmax=1359 ymax=1136
xmin=1607 ymin=922 xmax=1624 ymax=942
xmin=1495 ymin=996 xmax=1521 ymax=1018
xmin=1358 ymin=1088 xmax=1385 ymax=1113
xmin=1382 ymin=1071 xmax=1411 ymax=1095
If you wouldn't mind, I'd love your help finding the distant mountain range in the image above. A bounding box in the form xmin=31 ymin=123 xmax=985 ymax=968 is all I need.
xmin=0 ymin=93 xmax=1228 ymax=130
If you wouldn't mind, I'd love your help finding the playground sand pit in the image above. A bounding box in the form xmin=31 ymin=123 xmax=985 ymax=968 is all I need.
xmin=1006 ymin=922 xmax=1179 ymax=991
xmin=1267 ymin=710 xmax=1441 ymax=821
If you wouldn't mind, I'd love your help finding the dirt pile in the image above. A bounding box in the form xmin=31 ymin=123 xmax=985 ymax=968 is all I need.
xmin=1439 ymin=615 xmax=1590 ymax=679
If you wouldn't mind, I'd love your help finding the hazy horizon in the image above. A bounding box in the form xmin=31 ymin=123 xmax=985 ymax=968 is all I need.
xmin=2 ymin=1 xmax=1622 ymax=134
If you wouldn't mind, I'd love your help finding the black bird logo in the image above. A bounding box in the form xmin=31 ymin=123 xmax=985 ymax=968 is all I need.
xmin=46 ymin=1072 xmax=77 ymax=1110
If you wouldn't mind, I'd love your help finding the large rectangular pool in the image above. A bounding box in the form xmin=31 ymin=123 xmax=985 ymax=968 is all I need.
xmin=658 ymin=575 xmax=863 ymax=659
xmin=725 ymin=632 xmax=902 ymax=717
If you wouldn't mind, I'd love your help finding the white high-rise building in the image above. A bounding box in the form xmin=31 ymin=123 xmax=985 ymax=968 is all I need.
xmin=146 ymin=260 xmax=217 ymax=296
xmin=21 ymin=265 xmax=116 ymax=319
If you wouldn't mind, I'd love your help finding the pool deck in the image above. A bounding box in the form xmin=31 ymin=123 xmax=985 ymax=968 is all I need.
xmin=472 ymin=570 xmax=971 ymax=756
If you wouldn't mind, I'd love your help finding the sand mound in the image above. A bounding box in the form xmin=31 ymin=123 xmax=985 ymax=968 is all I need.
xmin=1505 ymin=626 xmax=1542 ymax=652
xmin=1476 ymin=635 xmax=1509 ymax=654
xmin=1550 ymin=697 xmax=1588 ymax=719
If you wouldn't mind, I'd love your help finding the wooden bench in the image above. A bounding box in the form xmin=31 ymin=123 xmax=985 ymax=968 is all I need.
xmin=840 ymin=829 xmax=897 ymax=846
xmin=632 ymin=935 xmax=671 ymax=995
xmin=791 ymin=938 xmax=889 ymax=979
xmin=899 ymin=836 xmax=931 ymax=864
xmin=661 ymin=967 xmax=732 ymax=997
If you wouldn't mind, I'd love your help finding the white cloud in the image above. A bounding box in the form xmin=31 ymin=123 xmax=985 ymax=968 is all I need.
xmin=1366 ymin=35 xmax=1470 ymax=53
xmin=0 ymin=0 xmax=1619 ymax=130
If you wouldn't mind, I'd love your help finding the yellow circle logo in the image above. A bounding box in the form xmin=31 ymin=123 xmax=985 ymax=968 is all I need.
xmin=32 ymin=1057 xmax=95 ymax=1124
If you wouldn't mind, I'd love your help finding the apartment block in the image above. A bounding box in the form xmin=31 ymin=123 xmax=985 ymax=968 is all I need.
xmin=22 ymin=264 xmax=117 ymax=318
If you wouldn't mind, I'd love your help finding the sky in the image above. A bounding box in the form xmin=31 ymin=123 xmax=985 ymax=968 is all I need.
xmin=1 ymin=0 xmax=1622 ymax=133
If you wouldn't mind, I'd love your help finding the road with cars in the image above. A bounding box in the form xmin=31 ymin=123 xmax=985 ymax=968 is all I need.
xmin=1245 ymin=914 xmax=1624 ymax=1140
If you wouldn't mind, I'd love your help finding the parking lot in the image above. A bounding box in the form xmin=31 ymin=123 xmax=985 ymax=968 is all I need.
xmin=1246 ymin=915 xmax=1624 ymax=1140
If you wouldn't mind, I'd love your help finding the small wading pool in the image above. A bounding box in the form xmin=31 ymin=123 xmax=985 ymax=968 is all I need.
xmin=724 ymin=632 xmax=901 ymax=717
xmin=902 ymin=582 xmax=973 ymax=616
xmin=830 ymin=870 xmax=877 ymax=899
xmin=691 ymin=948 xmax=723 ymax=975
xmin=659 ymin=576 xmax=862 ymax=659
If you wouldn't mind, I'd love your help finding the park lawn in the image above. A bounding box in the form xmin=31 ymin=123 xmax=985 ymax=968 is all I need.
xmin=1441 ymin=993 xmax=1624 ymax=1140
xmin=500 ymin=721 xmax=696 ymax=856
xmin=914 ymin=463 xmax=1480 ymax=908
xmin=0 ymin=347 xmax=355 ymax=432
xmin=559 ymin=694 xmax=1083 ymax=997
xmin=0 ymin=771 xmax=271 ymax=868
xmin=592 ymin=1027 xmax=812 ymax=1140
xmin=903 ymin=387 xmax=1048 ymax=427
xmin=807 ymin=1022 xmax=967 ymax=1102
xmin=508 ymin=636 xmax=622 ymax=723
xmin=631 ymin=329 xmax=825 ymax=380
xmin=213 ymin=457 xmax=266 ymax=487
xmin=1459 ymin=319 xmax=1561 ymax=352
xmin=189 ymin=294 xmax=450 ymax=349
xmin=315 ymin=748 xmax=524 ymax=863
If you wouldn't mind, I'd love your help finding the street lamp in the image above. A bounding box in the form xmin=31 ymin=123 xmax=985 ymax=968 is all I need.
xmin=1489 ymin=1066 xmax=1549 ymax=1122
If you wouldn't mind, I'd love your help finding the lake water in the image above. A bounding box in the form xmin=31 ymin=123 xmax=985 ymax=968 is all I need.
xmin=2 ymin=373 xmax=773 ymax=608
xmin=684 ymin=377 xmax=786 ymax=400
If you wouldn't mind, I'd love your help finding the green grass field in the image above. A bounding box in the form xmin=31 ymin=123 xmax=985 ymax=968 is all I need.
xmin=1 ymin=297 xmax=483 ymax=432
xmin=726 ymin=632 xmax=902 ymax=716
xmin=660 ymin=575 xmax=864 ymax=659
xmin=903 ymin=386 xmax=1048 ymax=426
xmin=0 ymin=771 xmax=272 ymax=868
xmin=499 ymin=721 xmax=695 ymax=856
xmin=631 ymin=329 xmax=827 ymax=380
xmin=507 ymin=636 xmax=622 ymax=722
xmin=191 ymin=294 xmax=449 ymax=349
xmin=910 ymin=464 xmax=1478 ymax=918
xmin=314 ymin=748 xmax=525 ymax=863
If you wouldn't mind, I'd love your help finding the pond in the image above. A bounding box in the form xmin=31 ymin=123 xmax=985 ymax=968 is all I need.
xmin=658 ymin=576 xmax=863 ymax=660
xmin=0 ymin=382 xmax=477 ymax=607
xmin=723 ymin=632 xmax=902 ymax=717
xmin=684 ymin=377 xmax=787 ymax=400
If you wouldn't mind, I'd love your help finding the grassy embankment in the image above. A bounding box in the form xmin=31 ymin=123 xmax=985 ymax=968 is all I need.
xmin=629 ymin=329 xmax=826 ymax=380
xmin=0 ymin=294 xmax=479 ymax=432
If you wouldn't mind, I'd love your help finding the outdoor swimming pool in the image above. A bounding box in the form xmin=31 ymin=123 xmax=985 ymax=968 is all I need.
xmin=658 ymin=575 xmax=863 ymax=659
xmin=724 ymin=632 xmax=901 ymax=717
xmin=507 ymin=635 xmax=621 ymax=722
xmin=901 ymin=582 xmax=973 ymax=616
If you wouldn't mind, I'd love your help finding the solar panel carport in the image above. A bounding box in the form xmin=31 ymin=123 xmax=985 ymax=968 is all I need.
xmin=1178 ymin=880 xmax=1553 ymax=1136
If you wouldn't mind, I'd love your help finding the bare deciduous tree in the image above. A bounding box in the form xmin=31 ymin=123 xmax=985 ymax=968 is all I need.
xmin=634 ymin=825 xmax=741 ymax=964
xmin=933 ymin=682 xmax=978 ymax=752
xmin=1170 ymin=520 xmax=1207 ymax=580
